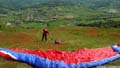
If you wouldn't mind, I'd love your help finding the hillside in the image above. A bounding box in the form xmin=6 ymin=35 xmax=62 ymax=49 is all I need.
xmin=0 ymin=0 xmax=120 ymax=9
xmin=0 ymin=0 xmax=120 ymax=28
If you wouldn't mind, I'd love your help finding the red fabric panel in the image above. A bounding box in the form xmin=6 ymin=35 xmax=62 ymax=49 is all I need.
xmin=10 ymin=47 xmax=118 ymax=64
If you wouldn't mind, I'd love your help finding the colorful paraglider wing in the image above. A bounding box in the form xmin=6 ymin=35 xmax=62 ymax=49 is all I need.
xmin=0 ymin=45 xmax=120 ymax=68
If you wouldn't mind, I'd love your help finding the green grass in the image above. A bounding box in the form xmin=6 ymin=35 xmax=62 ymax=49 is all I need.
xmin=20 ymin=23 xmax=46 ymax=29
xmin=0 ymin=27 xmax=120 ymax=68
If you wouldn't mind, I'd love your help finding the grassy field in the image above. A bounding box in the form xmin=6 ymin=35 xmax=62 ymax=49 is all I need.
xmin=0 ymin=27 xmax=120 ymax=68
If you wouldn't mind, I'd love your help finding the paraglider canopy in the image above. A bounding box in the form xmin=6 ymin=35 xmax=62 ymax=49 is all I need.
xmin=116 ymin=43 xmax=120 ymax=46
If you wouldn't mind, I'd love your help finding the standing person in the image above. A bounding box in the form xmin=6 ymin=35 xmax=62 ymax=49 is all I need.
xmin=42 ymin=28 xmax=49 ymax=41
